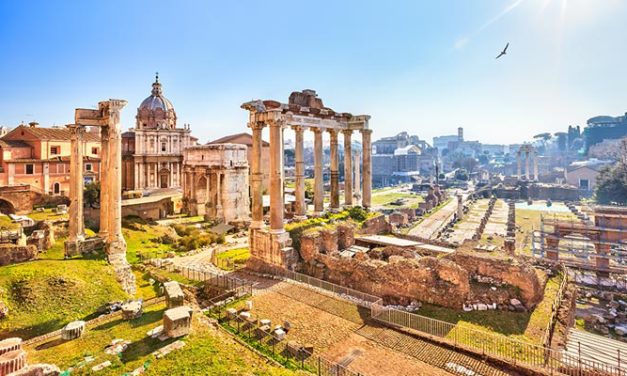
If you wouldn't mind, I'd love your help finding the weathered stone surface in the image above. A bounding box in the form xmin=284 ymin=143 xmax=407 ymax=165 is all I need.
xmin=360 ymin=214 xmax=390 ymax=235
xmin=0 ymin=349 xmax=26 ymax=375
xmin=450 ymin=252 xmax=544 ymax=308
xmin=164 ymin=281 xmax=185 ymax=308
xmin=9 ymin=363 xmax=61 ymax=376
xmin=61 ymin=320 xmax=85 ymax=340
xmin=319 ymin=229 xmax=338 ymax=253
xmin=121 ymin=301 xmax=143 ymax=320
xmin=163 ymin=306 xmax=192 ymax=338
xmin=0 ymin=245 xmax=36 ymax=266
xmin=336 ymin=223 xmax=355 ymax=249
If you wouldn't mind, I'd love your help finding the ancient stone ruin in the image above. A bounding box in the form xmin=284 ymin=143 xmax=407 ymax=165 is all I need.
xmin=182 ymin=144 xmax=250 ymax=226
xmin=242 ymin=90 xmax=371 ymax=270
xmin=0 ymin=337 xmax=59 ymax=376
xmin=65 ymin=99 xmax=136 ymax=295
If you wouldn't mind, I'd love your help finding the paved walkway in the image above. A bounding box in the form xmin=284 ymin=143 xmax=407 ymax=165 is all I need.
xmin=408 ymin=197 xmax=458 ymax=239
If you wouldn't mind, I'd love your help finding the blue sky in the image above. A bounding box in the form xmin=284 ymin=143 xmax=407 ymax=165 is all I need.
xmin=1 ymin=0 xmax=626 ymax=144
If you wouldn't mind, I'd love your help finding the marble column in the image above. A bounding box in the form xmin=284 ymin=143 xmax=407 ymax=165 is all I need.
xmin=343 ymin=130 xmax=353 ymax=206
xmin=249 ymin=122 xmax=265 ymax=228
xmin=361 ymin=129 xmax=372 ymax=209
xmin=533 ymin=152 xmax=539 ymax=181
xmin=269 ymin=120 xmax=284 ymax=232
xmin=293 ymin=126 xmax=306 ymax=219
xmin=106 ymin=100 xmax=127 ymax=250
xmin=68 ymin=125 xmax=85 ymax=245
xmin=354 ymin=151 xmax=361 ymax=203
xmin=313 ymin=128 xmax=324 ymax=214
xmin=99 ymin=126 xmax=110 ymax=238
xmin=525 ymin=152 xmax=530 ymax=180
xmin=328 ymin=129 xmax=340 ymax=211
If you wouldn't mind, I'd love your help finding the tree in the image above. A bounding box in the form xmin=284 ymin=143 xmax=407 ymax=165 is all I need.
xmin=595 ymin=163 xmax=627 ymax=205
xmin=84 ymin=181 xmax=100 ymax=208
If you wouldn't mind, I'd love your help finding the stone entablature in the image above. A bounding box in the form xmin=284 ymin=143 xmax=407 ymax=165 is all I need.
xmin=182 ymin=144 xmax=250 ymax=224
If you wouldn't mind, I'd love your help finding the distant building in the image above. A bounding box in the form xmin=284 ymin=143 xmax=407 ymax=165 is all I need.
xmin=565 ymin=159 xmax=612 ymax=191
xmin=208 ymin=133 xmax=270 ymax=192
xmin=584 ymin=113 xmax=627 ymax=153
xmin=122 ymin=75 xmax=196 ymax=191
xmin=371 ymin=133 xmax=435 ymax=187
xmin=0 ymin=122 xmax=102 ymax=195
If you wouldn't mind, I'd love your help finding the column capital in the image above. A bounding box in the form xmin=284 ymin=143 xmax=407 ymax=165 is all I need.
xmin=291 ymin=125 xmax=305 ymax=132
xmin=67 ymin=124 xmax=86 ymax=138
xmin=248 ymin=121 xmax=266 ymax=131
xmin=267 ymin=119 xmax=285 ymax=128
xmin=359 ymin=128 xmax=372 ymax=136
xmin=342 ymin=129 xmax=353 ymax=137
xmin=311 ymin=127 xmax=323 ymax=135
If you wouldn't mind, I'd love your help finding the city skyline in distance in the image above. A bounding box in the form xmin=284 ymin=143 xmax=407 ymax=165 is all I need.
xmin=1 ymin=0 xmax=626 ymax=144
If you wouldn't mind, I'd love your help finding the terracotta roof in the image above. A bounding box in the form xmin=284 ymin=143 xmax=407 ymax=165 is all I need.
xmin=7 ymin=156 xmax=101 ymax=163
xmin=5 ymin=125 xmax=100 ymax=142
xmin=0 ymin=140 xmax=30 ymax=148
xmin=208 ymin=132 xmax=269 ymax=147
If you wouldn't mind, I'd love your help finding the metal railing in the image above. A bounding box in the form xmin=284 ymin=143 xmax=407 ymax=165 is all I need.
xmin=207 ymin=301 xmax=363 ymax=376
xmin=271 ymin=267 xmax=625 ymax=375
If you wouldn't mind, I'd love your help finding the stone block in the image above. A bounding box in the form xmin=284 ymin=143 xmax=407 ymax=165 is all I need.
xmin=163 ymin=281 xmax=185 ymax=308
xmin=0 ymin=349 xmax=26 ymax=375
xmin=61 ymin=320 xmax=85 ymax=340
xmin=121 ymin=301 xmax=143 ymax=320
xmin=163 ymin=306 xmax=192 ymax=338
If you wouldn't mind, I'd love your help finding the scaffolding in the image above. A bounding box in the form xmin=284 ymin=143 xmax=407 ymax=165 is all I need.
xmin=532 ymin=206 xmax=627 ymax=274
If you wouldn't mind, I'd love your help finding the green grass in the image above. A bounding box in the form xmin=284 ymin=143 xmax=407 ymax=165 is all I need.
xmin=0 ymin=214 xmax=20 ymax=230
xmin=371 ymin=192 xmax=423 ymax=207
xmin=415 ymin=273 xmax=562 ymax=345
xmin=27 ymin=208 xmax=69 ymax=222
xmin=215 ymin=248 xmax=250 ymax=271
xmin=27 ymin=302 xmax=298 ymax=376
xmin=123 ymin=223 xmax=177 ymax=264
xmin=0 ymin=239 xmax=129 ymax=340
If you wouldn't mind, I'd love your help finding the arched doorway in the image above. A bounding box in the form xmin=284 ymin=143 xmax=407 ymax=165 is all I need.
xmin=53 ymin=182 xmax=60 ymax=195
xmin=159 ymin=170 xmax=170 ymax=188
xmin=0 ymin=199 xmax=16 ymax=215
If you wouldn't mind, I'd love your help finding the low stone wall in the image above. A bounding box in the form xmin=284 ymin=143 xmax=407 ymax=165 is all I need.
xmin=449 ymin=251 xmax=544 ymax=308
xmin=303 ymin=252 xmax=470 ymax=308
xmin=359 ymin=214 xmax=391 ymax=235
xmin=0 ymin=245 xmax=36 ymax=266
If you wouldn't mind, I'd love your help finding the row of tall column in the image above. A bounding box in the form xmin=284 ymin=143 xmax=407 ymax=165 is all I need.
xmin=249 ymin=121 xmax=372 ymax=232
xmin=516 ymin=151 xmax=539 ymax=180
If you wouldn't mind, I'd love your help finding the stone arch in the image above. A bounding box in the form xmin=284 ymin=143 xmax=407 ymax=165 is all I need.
xmin=196 ymin=175 xmax=208 ymax=205
xmin=0 ymin=199 xmax=16 ymax=215
xmin=53 ymin=182 xmax=61 ymax=195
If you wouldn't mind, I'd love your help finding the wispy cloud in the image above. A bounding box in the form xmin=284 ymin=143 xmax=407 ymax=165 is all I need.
xmin=454 ymin=0 xmax=525 ymax=49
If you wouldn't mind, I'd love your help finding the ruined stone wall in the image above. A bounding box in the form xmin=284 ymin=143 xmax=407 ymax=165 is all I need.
xmin=0 ymin=245 xmax=36 ymax=266
xmin=304 ymin=252 xmax=470 ymax=308
xmin=449 ymin=251 xmax=544 ymax=308
xmin=359 ymin=214 xmax=391 ymax=235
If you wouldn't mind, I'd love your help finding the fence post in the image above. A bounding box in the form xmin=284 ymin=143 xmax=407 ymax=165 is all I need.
xmin=318 ymin=357 xmax=321 ymax=376
xmin=578 ymin=341 xmax=582 ymax=374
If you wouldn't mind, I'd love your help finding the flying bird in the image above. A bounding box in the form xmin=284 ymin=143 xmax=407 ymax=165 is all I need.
xmin=496 ymin=42 xmax=509 ymax=59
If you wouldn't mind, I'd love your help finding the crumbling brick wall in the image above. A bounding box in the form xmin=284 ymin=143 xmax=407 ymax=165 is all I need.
xmin=0 ymin=245 xmax=36 ymax=266
xmin=449 ymin=251 xmax=544 ymax=308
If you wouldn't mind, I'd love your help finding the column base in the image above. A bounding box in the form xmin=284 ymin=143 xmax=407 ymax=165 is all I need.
xmin=250 ymin=220 xmax=265 ymax=229
xmin=64 ymin=236 xmax=85 ymax=257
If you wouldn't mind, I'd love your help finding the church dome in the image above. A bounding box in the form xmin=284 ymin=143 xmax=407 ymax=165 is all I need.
xmin=136 ymin=74 xmax=177 ymax=129
xmin=139 ymin=75 xmax=174 ymax=111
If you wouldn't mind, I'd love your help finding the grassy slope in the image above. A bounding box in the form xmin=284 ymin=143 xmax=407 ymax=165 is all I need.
xmin=28 ymin=303 xmax=298 ymax=376
xmin=27 ymin=208 xmax=69 ymax=222
xmin=0 ymin=239 xmax=128 ymax=339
